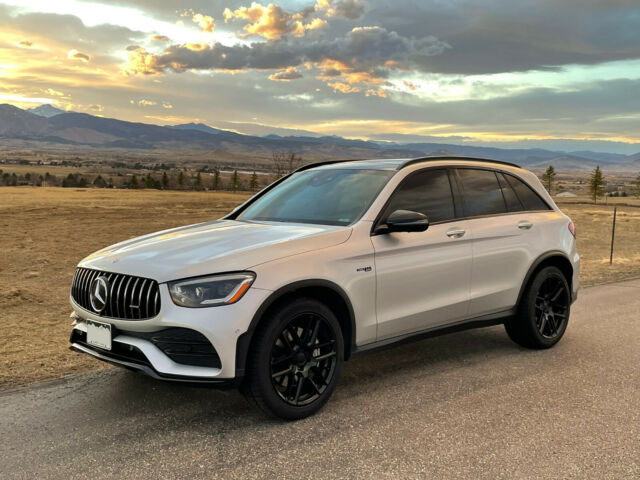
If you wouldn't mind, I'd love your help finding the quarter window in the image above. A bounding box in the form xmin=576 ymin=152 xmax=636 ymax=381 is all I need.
xmin=456 ymin=169 xmax=507 ymax=217
xmin=504 ymin=174 xmax=551 ymax=211
xmin=497 ymin=173 xmax=524 ymax=212
xmin=383 ymin=169 xmax=456 ymax=223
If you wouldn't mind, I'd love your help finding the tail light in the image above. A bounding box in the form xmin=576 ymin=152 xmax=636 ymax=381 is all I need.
xmin=568 ymin=221 xmax=576 ymax=238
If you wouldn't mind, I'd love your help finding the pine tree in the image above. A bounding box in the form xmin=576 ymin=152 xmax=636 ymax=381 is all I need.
xmin=178 ymin=171 xmax=185 ymax=188
xmin=130 ymin=174 xmax=139 ymax=189
xmin=231 ymin=170 xmax=240 ymax=191
xmin=589 ymin=166 xmax=605 ymax=204
xmin=194 ymin=172 xmax=203 ymax=190
xmin=212 ymin=169 xmax=220 ymax=190
xmin=541 ymin=165 xmax=556 ymax=194
xmin=634 ymin=173 xmax=640 ymax=198
xmin=249 ymin=171 xmax=259 ymax=191
xmin=162 ymin=171 xmax=169 ymax=190
xmin=145 ymin=173 xmax=153 ymax=189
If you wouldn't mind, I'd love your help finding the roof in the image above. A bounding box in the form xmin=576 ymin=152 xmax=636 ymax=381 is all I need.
xmin=298 ymin=156 xmax=521 ymax=173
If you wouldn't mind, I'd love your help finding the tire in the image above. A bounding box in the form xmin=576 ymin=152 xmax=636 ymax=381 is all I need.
xmin=242 ymin=297 xmax=344 ymax=420
xmin=505 ymin=266 xmax=571 ymax=349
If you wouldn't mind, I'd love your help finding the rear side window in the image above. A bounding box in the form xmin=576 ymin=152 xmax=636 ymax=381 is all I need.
xmin=383 ymin=169 xmax=456 ymax=223
xmin=497 ymin=173 xmax=524 ymax=212
xmin=504 ymin=174 xmax=551 ymax=211
xmin=456 ymin=169 xmax=506 ymax=217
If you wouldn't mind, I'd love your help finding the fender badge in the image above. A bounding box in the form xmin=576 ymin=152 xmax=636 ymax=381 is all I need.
xmin=356 ymin=266 xmax=372 ymax=272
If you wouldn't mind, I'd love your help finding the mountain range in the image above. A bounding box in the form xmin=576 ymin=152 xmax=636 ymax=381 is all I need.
xmin=2 ymin=103 xmax=639 ymax=171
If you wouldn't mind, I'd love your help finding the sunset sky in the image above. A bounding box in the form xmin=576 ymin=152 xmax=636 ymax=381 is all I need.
xmin=1 ymin=0 xmax=640 ymax=153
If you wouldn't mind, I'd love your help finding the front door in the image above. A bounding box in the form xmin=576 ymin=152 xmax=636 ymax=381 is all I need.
xmin=371 ymin=169 xmax=473 ymax=340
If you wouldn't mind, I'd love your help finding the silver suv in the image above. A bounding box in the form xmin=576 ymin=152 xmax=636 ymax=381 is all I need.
xmin=69 ymin=157 xmax=579 ymax=419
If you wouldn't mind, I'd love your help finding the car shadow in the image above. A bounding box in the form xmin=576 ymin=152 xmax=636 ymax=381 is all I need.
xmin=83 ymin=325 xmax=518 ymax=426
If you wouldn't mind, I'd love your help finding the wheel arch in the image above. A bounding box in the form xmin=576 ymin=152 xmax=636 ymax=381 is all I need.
xmin=517 ymin=251 xmax=574 ymax=308
xmin=235 ymin=279 xmax=356 ymax=378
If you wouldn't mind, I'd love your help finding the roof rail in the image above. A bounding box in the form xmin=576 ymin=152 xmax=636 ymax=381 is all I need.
xmin=291 ymin=155 xmax=521 ymax=174
xmin=398 ymin=156 xmax=520 ymax=169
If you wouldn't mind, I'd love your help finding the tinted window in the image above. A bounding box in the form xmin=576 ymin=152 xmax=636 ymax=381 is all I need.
xmin=504 ymin=174 xmax=550 ymax=211
xmin=497 ymin=173 xmax=524 ymax=212
xmin=383 ymin=169 xmax=455 ymax=223
xmin=457 ymin=169 xmax=507 ymax=217
xmin=238 ymin=168 xmax=394 ymax=226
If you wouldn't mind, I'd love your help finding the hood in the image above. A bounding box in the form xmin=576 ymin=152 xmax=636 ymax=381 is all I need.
xmin=79 ymin=220 xmax=351 ymax=283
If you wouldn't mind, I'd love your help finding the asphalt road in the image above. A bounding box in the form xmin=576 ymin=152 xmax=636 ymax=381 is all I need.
xmin=1 ymin=280 xmax=639 ymax=480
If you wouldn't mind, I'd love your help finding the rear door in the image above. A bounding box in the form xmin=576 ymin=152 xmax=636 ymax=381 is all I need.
xmin=371 ymin=168 xmax=473 ymax=339
xmin=454 ymin=168 xmax=552 ymax=317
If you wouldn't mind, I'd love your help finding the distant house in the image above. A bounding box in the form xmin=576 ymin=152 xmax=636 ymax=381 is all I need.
xmin=556 ymin=191 xmax=577 ymax=198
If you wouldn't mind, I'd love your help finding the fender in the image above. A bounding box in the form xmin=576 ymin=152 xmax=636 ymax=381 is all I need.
xmin=516 ymin=250 xmax=574 ymax=307
xmin=234 ymin=279 xmax=357 ymax=378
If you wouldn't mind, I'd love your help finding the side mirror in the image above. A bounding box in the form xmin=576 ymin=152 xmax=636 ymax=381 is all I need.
xmin=376 ymin=209 xmax=430 ymax=234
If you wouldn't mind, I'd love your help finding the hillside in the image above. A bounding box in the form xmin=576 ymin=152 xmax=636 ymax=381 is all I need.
xmin=1 ymin=104 xmax=639 ymax=169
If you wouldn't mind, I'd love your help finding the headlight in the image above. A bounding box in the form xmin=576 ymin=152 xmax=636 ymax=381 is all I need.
xmin=168 ymin=272 xmax=255 ymax=308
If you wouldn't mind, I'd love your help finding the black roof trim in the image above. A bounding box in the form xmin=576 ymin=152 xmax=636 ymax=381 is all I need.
xmin=397 ymin=156 xmax=520 ymax=170
xmin=293 ymin=156 xmax=520 ymax=173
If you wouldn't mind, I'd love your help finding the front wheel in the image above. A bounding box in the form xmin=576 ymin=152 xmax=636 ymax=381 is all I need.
xmin=505 ymin=266 xmax=571 ymax=349
xmin=243 ymin=298 xmax=344 ymax=420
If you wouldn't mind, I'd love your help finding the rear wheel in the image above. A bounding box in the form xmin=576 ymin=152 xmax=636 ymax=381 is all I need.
xmin=243 ymin=298 xmax=344 ymax=420
xmin=505 ymin=266 xmax=571 ymax=349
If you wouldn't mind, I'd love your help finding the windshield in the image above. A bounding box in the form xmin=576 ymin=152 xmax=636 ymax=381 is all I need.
xmin=237 ymin=168 xmax=394 ymax=226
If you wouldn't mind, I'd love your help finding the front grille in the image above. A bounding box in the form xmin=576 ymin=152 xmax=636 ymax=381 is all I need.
xmin=71 ymin=267 xmax=161 ymax=320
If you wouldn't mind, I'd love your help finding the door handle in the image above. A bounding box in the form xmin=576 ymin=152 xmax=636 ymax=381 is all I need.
xmin=446 ymin=228 xmax=466 ymax=239
xmin=518 ymin=221 xmax=533 ymax=230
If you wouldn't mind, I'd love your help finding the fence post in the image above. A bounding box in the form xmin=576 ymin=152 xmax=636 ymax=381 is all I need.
xmin=610 ymin=207 xmax=617 ymax=265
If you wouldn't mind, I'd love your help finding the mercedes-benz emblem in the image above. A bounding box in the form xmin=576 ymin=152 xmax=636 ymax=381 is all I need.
xmin=89 ymin=277 xmax=109 ymax=313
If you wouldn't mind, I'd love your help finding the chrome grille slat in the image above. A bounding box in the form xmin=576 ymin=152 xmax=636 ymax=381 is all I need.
xmin=138 ymin=279 xmax=147 ymax=320
xmin=70 ymin=267 xmax=160 ymax=320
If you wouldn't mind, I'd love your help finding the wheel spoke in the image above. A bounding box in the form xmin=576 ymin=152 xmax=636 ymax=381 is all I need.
xmin=314 ymin=351 xmax=336 ymax=362
xmin=308 ymin=317 xmax=321 ymax=346
xmin=538 ymin=312 xmax=547 ymax=334
xmin=272 ymin=366 xmax=292 ymax=378
xmin=550 ymin=284 xmax=565 ymax=302
xmin=308 ymin=376 xmax=322 ymax=395
xmin=293 ymin=375 xmax=304 ymax=405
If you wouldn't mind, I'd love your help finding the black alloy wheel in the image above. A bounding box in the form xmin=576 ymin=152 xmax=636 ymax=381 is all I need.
xmin=534 ymin=275 xmax=569 ymax=339
xmin=243 ymin=297 xmax=344 ymax=420
xmin=505 ymin=266 xmax=571 ymax=349
xmin=270 ymin=312 xmax=338 ymax=407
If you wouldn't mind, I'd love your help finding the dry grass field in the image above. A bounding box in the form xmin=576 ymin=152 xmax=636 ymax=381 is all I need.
xmin=1 ymin=187 xmax=639 ymax=389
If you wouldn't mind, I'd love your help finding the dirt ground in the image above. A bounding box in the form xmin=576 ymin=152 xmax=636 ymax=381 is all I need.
xmin=1 ymin=187 xmax=639 ymax=389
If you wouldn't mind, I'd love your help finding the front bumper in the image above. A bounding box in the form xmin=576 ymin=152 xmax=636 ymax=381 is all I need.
xmin=69 ymin=283 xmax=271 ymax=381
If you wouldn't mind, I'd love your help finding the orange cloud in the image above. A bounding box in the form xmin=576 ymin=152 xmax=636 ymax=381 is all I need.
xmin=16 ymin=40 xmax=33 ymax=48
xmin=328 ymin=81 xmax=361 ymax=93
xmin=224 ymin=2 xmax=327 ymax=39
xmin=150 ymin=34 xmax=170 ymax=42
xmin=67 ymin=49 xmax=90 ymax=62
xmin=269 ymin=67 xmax=303 ymax=81
xmin=192 ymin=13 xmax=215 ymax=33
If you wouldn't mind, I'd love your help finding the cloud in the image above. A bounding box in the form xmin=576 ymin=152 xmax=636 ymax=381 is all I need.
xmin=134 ymin=99 xmax=157 ymax=106
xmin=150 ymin=34 xmax=170 ymax=42
xmin=269 ymin=67 xmax=303 ymax=81
xmin=326 ymin=0 xmax=365 ymax=20
xmin=192 ymin=13 xmax=215 ymax=33
xmin=162 ymin=101 xmax=173 ymax=109
xmin=67 ymin=49 xmax=90 ymax=62
xmin=16 ymin=39 xmax=33 ymax=48
xmin=223 ymin=2 xmax=328 ymax=39
xmin=126 ymin=25 xmax=450 ymax=95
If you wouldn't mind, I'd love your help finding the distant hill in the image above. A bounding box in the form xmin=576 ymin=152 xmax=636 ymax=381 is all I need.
xmin=28 ymin=104 xmax=66 ymax=118
xmin=1 ymin=103 xmax=638 ymax=169
xmin=169 ymin=122 xmax=223 ymax=135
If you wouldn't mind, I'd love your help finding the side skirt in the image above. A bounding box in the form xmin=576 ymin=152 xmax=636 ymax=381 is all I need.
xmin=351 ymin=309 xmax=514 ymax=357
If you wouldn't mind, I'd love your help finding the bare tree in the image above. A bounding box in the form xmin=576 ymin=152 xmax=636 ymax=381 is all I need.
xmin=272 ymin=151 xmax=303 ymax=179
